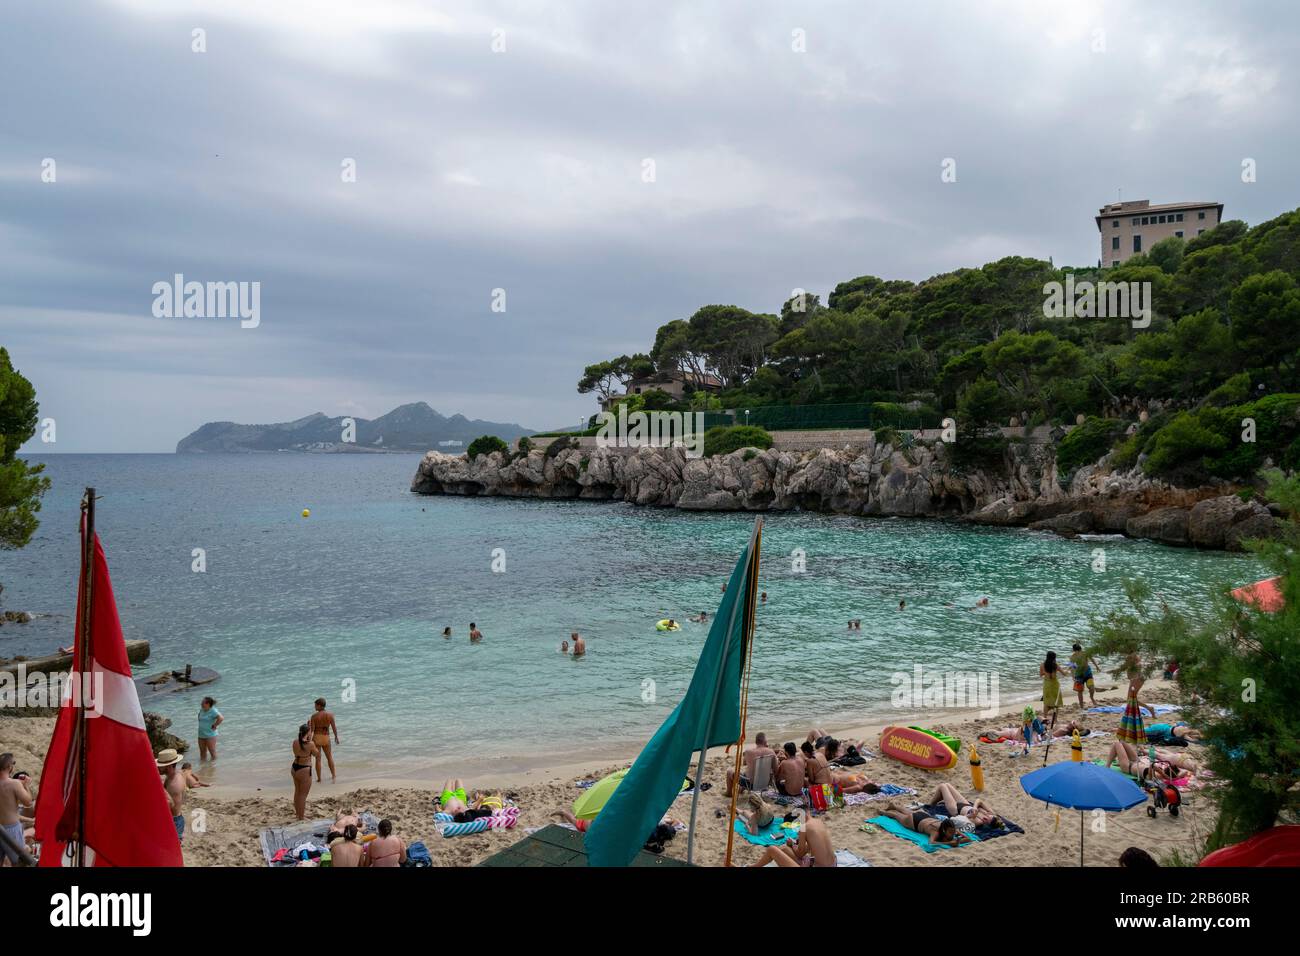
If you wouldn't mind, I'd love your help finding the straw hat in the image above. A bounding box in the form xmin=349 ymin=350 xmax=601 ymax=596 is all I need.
xmin=155 ymin=748 xmax=182 ymax=769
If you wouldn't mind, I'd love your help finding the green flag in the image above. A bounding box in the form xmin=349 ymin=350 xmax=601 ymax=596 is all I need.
xmin=585 ymin=520 xmax=761 ymax=866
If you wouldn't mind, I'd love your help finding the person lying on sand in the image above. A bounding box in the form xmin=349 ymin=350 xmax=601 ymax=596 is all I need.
xmin=879 ymin=801 xmax=974 ymax=846
xmin=180 ymin=763 xmax=210 ymax=789
xmin=1145 ymin=721 xmax=1203 ymax=743
xmin=773 ymin=743 xmax=806 ymax=797
xmin=1104 ymin=741 xmax=1200 ymax=779
xmin=927 ymin=782 xmax=1001 ymax=829
xmin=820 ymin=741 xmax=879 ymax=794
xmin=745 ymin=818 xmax=836 ymax=867
xmin=439 ymin=779 xmax=471 ymax=815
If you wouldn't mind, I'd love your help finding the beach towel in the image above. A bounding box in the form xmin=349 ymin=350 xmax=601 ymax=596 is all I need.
xmin=843 ymin=784 xmax=916 ymax=806
xmin=1086 ymin=704 xmax=1178 ymax=716
xmin=865 ymin=814 xmax=981 ymax=852
xmin=435 ymin=808 xmax=519 ymax=836
xmin=733 ymin=817 xmax=799 ymax=846
xmin=834 ymin=849 xmax=871 ymax=867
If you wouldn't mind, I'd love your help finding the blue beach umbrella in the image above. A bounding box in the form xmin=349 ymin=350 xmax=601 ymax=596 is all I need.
xmin=1020 ymin=761 xmax=1147 ymax=866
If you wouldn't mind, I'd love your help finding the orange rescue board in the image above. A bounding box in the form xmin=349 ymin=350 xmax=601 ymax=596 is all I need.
xmin=879 ymin=725 xmax=958 ymax=770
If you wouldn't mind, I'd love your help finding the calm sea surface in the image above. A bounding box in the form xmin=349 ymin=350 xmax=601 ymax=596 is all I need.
xmin=1 ymin=453 xmax=1261 ymax=781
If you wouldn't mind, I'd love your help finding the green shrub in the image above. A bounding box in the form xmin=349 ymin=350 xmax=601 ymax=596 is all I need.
xmin=703 ymin=425 xmax=773 ymax=457
xmin=1140 ymin=394 xmax=1300 ymax=482
xmin=742 ymin=448 xmax=758 ymax=461
xmin=873 ymin=426 xmax=900 ymax=448
xmin=466 ymin=435 xmax=508 ymax=459
xmin=545 ymin=436 xmax=575 ymax=458
xmin=1056 ymin=417 xmax=1125 ymax=474
xmin=517 ymin=436 xmax=533 ymax=454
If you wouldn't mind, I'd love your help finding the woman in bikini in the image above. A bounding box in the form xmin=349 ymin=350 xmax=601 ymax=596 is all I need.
xmin=879 ymin=801 xmax=974 ymax=846
xmin=290 ymin=724 xmax=317 ymax=820
xmin=365 ymin=819 xmax=406 ymax=867
xmin=927 ymin=782 xmax=1001 ymax=828
xmin=309 ymin=698 xmax=339 ymax=783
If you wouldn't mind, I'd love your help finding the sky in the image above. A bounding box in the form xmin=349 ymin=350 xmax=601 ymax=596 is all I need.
xmin=3 ymin=0 xmax=1298 ymax=452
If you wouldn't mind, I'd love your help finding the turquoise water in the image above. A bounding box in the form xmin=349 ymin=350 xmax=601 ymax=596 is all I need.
xmin=2 ymin=454 xmax=1261 ymax=781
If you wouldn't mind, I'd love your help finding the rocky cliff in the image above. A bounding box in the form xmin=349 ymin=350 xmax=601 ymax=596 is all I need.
xmin=410 ymin=436 xmax=1281 ymax=551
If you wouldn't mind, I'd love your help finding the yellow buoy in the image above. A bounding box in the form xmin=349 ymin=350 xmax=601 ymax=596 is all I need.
xmin=969 ymin=742 xmax=984 ymax=791
xmin=1071 ymin=729 xmax=1083 ymax=762
xmin=301 ymin=509 xmax=311 ymax=518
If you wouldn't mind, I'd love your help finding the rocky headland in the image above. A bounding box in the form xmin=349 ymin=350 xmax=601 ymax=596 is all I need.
xmin=410 ymin=435 xmax=1281 ymax=551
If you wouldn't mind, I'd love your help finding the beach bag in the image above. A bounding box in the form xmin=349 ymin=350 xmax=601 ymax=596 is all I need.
xmin=403 ymin=841 xmax=432 ymax=867
xmin=806 ymin=782 xmax=843 ymax=813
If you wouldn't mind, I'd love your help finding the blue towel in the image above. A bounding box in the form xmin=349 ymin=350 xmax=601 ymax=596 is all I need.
xmin=734 ymin=818 xmax=800 ymax=846
xmin=866 ymin=814 xmax=981 ymax=852
xmin=1086 ymin=704 xmax=1178 ymax=716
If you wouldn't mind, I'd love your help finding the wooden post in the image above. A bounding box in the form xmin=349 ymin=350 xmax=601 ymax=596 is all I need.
xmin=74 ymin=487 xmax=96 ymax=867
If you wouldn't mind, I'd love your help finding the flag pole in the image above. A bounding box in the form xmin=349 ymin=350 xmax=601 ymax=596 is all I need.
xmin=75 ymin=487 xmax=96 ymax=867
xmin=686 ymin=517 xmax=762 ymax=865
xmin=724 ymin=521 xmax=761 ymax=867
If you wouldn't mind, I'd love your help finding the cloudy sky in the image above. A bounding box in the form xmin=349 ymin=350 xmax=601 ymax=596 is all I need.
xmin=4 ymin=0 xmax=1297 ymax=452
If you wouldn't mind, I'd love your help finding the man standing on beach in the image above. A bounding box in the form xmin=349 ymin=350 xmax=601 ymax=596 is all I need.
xmin=571 ymin=632 xmax=586 ymax=657
xmin=156 ymin=749 xmax=186 ymax=849
xmin=0 ymin=753 xmax=34 ymax=866
xmin=470 ymin=623 xmax=483 ymax=642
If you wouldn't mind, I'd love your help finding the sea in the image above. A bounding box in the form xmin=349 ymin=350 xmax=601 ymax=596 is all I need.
xmin=0 ymin=453 xmax=1261 ymax=785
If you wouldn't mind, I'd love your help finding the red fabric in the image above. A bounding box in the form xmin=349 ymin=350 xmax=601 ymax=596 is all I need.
xmin=1199 ymin=825 xmax=1300 ymax=867
xmin=1230 ymin=576 xmax=1284 ymax=613
xmin=34 ymin=525 xmax=183 ymax=867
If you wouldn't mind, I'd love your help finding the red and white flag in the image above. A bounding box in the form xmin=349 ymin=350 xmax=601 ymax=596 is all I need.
xmin=34 ymin=519 xmax=183 ymax=866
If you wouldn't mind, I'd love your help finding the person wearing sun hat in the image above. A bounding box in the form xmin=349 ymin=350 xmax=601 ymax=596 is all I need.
xmin=156 ymin=749 xmax=187 ymax=844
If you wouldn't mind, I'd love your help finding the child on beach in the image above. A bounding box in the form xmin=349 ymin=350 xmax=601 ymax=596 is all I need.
xmin=181 ymin=762 xmax=210 ymax=789
xmin=1070 ymin=644 xmax=1099 ymax=708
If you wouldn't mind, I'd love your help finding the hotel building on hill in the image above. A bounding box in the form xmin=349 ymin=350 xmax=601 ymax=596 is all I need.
xmin=1096 ymin=199 xmax=1223 ymax=266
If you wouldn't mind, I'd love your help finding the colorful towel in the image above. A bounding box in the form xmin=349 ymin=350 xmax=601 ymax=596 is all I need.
xmin=843 ymin=785 xmax=916 ymax=806
xmin=434 ymin=808 xmax=520 ymax=837
xmin=733 ymin=817 xmax=799 ymax=846
xmin=834 ymin=849 xmax=871 ymax=867
xmin=865 ymin=814 xmax=981 ymax=852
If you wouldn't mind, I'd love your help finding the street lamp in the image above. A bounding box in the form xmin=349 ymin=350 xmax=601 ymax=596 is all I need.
xmin=745 ymin=409 xmax=750 ymax=426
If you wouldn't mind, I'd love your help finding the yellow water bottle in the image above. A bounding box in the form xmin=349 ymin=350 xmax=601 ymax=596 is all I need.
xmin=1071 ymin=729 xmax=1083 ymax=762
xmin=969 ymin=742 xmax=984 ymax=791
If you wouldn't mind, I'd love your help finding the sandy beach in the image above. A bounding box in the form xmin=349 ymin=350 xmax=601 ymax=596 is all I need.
xmin=0 ymin=678 xmax=1216 ymax=867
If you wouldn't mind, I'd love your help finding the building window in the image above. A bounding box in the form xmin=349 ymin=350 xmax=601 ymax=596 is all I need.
xmin=1112 ymin=236 xmax=1120 ymax=250
xmin=1175 ymin=231 xmax=1183 ymax=238
xmin=1176 ymin=213 xmax=1184 ymax=222
xmin=1198 ymin=229 xmax=1205 ymax=235
xmin=1141 ymin=217 xmax=1149 ymax=225
xmin=1131 ymin=218 xmax=1139 ymax=226
xmin=1112 ymin=219 xmax=1119 ymax=227
xmin=1133 ymin=235 xmax=1143 ymax=253
xmin=1112 ymin=260 xmax=1119 ymax=267
xmin=1198 ymin=211 xmax=1205 ymax=220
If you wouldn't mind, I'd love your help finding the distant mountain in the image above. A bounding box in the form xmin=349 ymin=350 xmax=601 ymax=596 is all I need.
xmin=175 ymin=402 xmax=533 ymax=453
